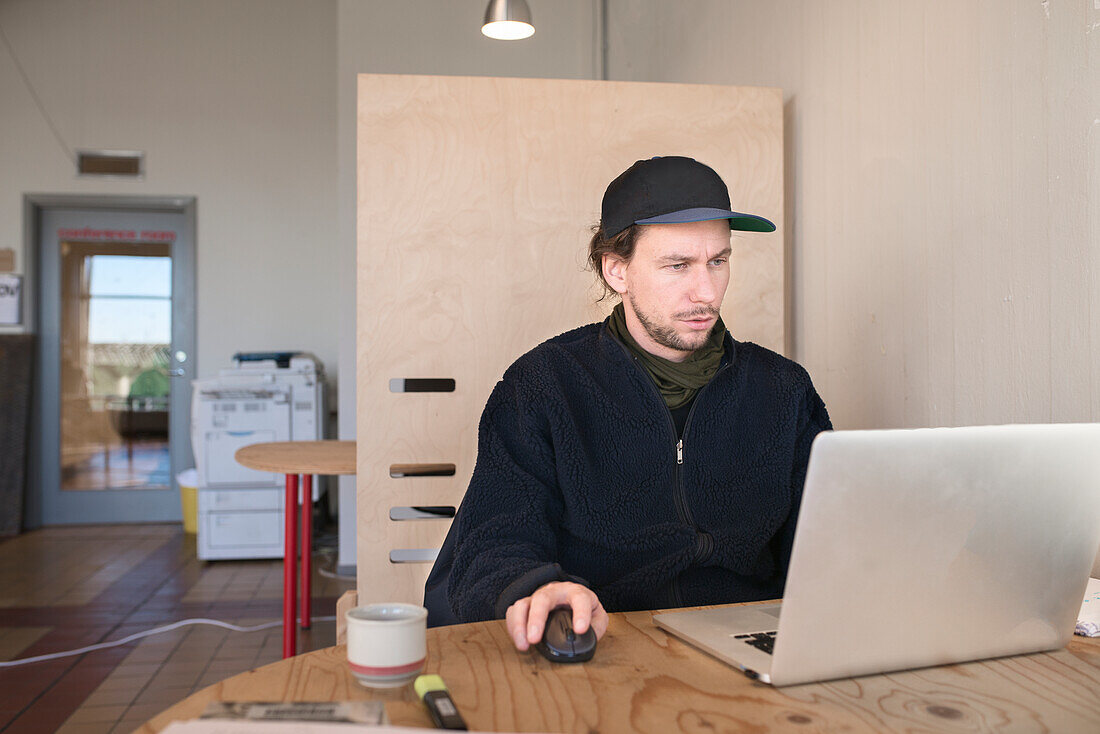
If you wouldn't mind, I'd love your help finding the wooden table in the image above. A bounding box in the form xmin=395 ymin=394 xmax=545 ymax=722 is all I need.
xmin=234 ymin=440 xmax=356 ymax=658
xmin=139 ymin=605 xmax=1100 ymax=733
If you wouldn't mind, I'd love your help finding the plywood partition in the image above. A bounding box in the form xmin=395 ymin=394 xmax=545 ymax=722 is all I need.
xmin=357 ymin=74 xmax=783 ymax=605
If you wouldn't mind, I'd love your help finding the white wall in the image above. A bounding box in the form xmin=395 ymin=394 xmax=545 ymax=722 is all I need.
xmin=609 ymin=0 xmax=1100 ymax=431
xmin=334 ymin=0 xmax=601 ymax=570
xmin=11 ymin=0 xmax=1091 ymax=569
xmin=0 ymin=0 xmax=338 ymax=383
xmin=1 ymin=0 xmax=600 ymax=552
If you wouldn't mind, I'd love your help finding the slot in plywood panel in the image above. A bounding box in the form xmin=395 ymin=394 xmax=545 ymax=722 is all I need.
xmin=357 ymin=74 xmax=783 ymax=605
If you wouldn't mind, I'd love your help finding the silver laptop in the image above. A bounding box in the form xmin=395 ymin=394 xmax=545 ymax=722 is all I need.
xmin=653 ymin=424 xmax=1100 ymax=686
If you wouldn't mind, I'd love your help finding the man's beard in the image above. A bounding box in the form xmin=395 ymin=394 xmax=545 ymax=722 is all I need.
xmin=628 ymin=299 xmax=718 ymax=354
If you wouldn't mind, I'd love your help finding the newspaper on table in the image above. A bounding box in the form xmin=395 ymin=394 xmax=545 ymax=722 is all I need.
xmin=164 ymin=722 xmax=421 ymax=734
xmin=1076 ymin=577 xmax=1100 ymax=637
xmin=164 ymin=718 xmax=537 ymax=734
xmin=200 ymin=701 xmax=387 ymax=724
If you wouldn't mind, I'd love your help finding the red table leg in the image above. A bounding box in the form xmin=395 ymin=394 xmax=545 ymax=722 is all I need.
xmin=301 ymin=474 xmax=313 ymax=630
xmin=283 ymin=473 xmax=299 ymax=658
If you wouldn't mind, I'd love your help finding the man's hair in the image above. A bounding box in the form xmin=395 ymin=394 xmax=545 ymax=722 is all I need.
xmin=588 ymin=223 xmax=642 ymax=300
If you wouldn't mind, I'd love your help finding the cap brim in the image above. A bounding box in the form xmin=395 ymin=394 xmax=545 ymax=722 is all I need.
xmin=635 ymin=207 xmax=776 ymax=233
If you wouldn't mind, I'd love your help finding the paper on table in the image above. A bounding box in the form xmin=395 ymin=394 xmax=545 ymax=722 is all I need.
xmin=201 ymin=701 xmax=386 ymax=723
xmin=161 ymin=719 xmax=549 ymax=734
xmin=1076 ymin=577 xmax=1100 ymax=637
xmin=162 ymin=721 xmax=434 ymax=734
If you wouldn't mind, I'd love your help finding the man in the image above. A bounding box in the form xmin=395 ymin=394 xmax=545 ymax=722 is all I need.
xmin=424 ymin=156 xmax=831 ymax=653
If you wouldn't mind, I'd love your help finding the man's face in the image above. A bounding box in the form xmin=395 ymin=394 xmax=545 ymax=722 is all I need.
xmin=603 ymin=219 xmax=732 ymax=362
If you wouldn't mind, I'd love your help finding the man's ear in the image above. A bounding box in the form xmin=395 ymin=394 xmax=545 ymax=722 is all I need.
xmin=602 ymin=254 xmax=629 ymax=295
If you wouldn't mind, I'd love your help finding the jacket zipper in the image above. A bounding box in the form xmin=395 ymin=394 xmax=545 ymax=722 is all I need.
xmin=679 ymin=386 xmax=719 ymax=567
xmin=610 ymin=335 xmax=730 ymax=605
xmin=616 ymin=347 xmax=686 ymax=519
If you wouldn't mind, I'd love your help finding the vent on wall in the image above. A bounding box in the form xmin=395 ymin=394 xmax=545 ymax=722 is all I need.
xmin=77 ymin=150 xmax=144 ymax=177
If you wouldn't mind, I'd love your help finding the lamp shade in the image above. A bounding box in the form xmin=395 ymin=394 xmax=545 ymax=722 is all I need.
xmin=482 ymin=0 xmax=534 ymax=40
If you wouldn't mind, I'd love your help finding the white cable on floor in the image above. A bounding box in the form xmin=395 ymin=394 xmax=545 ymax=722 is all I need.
xmin=0 ymin=615 xmax=337 ymax=668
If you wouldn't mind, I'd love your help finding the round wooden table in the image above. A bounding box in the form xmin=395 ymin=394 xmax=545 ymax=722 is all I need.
xmin=138 ymin=607 xmax=1100 ymax=733
xmin=234 ymin=440 xmax=356 ymax=658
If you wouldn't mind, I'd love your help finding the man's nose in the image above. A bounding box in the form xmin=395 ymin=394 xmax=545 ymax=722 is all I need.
xmin=688 ymin=267 xmax=718 ymax=302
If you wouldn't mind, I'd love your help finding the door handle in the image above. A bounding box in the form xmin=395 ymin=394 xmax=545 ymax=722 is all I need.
xmin=169 ymin=351 xmax=188 ymax=377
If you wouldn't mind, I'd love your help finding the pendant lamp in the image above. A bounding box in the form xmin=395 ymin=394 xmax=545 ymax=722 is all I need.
xmin=482 ymin=0 xmax=535 ymax=40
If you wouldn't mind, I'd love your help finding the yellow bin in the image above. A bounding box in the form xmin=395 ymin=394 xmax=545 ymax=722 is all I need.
xmin=177 ymin=469 xmax=199 ymax=534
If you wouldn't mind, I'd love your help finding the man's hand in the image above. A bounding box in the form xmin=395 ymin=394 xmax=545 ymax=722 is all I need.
xmin=504 ymin=581 xmax=609 ymax=651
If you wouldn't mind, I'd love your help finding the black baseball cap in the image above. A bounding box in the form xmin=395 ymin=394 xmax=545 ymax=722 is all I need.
xmin=600 ymin=156 xmax=776 ymax=237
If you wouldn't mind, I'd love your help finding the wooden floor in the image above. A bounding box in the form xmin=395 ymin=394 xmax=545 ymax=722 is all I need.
xmin=0 ymin=525 xmax=353 ymax=734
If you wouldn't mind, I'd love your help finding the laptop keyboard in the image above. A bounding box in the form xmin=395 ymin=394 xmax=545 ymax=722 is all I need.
xmin=735 ymin=631 xmax=777 ymax=654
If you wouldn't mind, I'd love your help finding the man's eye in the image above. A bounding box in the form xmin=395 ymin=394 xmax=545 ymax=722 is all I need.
xmin=709 ymin=258 xmax=727 ymax=267
xmin=667 ymin=263 xmax=687 ymax=271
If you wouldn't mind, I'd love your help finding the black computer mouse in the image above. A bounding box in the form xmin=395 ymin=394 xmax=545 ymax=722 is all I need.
xmin=535 ymin=607 xmax=597 ymax=663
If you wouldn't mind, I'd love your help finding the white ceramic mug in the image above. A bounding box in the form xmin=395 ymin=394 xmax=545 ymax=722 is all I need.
xmin=345 ymin=603 xmax=428 ymax=688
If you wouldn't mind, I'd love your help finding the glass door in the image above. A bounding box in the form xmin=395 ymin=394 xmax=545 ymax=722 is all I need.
xmin=36 ymin=204 xmax=194 ymax=524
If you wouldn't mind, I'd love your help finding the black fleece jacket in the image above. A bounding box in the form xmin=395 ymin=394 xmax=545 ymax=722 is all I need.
xmin=424 ymin=321 xmax=831 ymax=626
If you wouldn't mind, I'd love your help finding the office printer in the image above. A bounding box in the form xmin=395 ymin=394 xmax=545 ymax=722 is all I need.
xmin=191 ymin=352 xmax=325 ymax=560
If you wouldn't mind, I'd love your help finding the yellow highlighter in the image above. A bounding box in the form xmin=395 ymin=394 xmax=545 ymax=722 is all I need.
xmin=414 ymin=674 xmax=468 ymax=730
